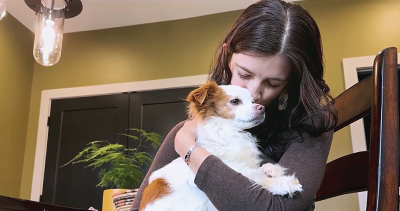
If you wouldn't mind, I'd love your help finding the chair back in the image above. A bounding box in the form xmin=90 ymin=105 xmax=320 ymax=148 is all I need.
xmin=316 ymin=47 xmax=399 ymax=211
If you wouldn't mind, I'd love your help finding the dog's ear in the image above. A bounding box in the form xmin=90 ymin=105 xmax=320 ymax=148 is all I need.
xmin=186 ymin=81 xmax=220 ymax=119
xmin=187 ymin=80 xmax=219 ymax=105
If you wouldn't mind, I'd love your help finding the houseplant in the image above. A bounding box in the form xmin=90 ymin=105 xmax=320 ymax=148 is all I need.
xmin=60 ymin=128 xmax=163 ymax=211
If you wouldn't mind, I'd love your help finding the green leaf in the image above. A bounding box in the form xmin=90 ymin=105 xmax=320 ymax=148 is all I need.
xmin=60 ymin=128 xmax=163 ymax=189
xmin=118 ymin=133 xmax=139 ymax=140
xmin=134 ymin=152 xmax=153 ymax=166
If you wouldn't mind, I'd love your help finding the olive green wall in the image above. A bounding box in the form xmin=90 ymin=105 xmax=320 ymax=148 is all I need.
xmin=12 ymin=0 xmax=400 ymax=210
xmin=0 ymin=14 xmax=34 ymax=197
xmin=20 ymin=10 xmax=241 ymax=200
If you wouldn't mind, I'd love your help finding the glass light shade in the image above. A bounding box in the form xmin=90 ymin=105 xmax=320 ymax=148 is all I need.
xmin=33 ymin=1 xmax=65 ymax=67
xmin=0 ymin=0 xmax=6 ymax=20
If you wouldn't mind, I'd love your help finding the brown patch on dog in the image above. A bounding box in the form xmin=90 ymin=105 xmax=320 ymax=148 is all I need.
xmin=139 ymin=178 xmax=171 ymax=210
xmin=186 ymin=81 xmax=234 ymax=120
xmin=214 ymin=95 xmax=235 ymax=120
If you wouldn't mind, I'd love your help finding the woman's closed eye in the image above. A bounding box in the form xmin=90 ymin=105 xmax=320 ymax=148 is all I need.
xmin=264 ymin=80 xmax=279 ymax=88
xmin=237 ymin=71 xmax=252 ymax=80
xmin=237 ymin=70 xmax=280 ymax=88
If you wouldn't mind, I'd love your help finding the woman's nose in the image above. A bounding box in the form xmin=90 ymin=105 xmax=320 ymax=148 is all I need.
xmin=252 ymin=93 xmax=261 ymax=101
xmin=243 ymin=82 xmax=262 ymax=102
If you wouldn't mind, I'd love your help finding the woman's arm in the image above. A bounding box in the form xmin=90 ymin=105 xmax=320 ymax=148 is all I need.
xmin=130 ymin=121 xmax=185 ymax=211
xmin=191 ymin=130 xmax=334 ymax=211
xmin=174 ymin=119 xmax=211 ymax=174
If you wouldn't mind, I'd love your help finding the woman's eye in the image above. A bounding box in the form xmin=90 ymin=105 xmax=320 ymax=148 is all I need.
xmin=265 ymin=80 xmax=278 ymax=88
xmin=230 ymin=99 xmax=241 ymax=105
xmin=238 ymin=72 xmax=252 ymax=79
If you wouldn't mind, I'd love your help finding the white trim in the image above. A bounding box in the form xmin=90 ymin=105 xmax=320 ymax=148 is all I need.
xmin=342 ymin=53 xmax=400 ymax=211
xmin=30 ymin=74 xmax=209 ymax=201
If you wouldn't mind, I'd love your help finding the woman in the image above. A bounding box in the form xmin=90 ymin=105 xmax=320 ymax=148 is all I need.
xmin=131 ymin=0 xmax=336 ymax=210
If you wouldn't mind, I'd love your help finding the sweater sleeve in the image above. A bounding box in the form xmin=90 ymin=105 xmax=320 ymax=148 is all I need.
xmin=194 ymin=130 xmax=333 ymax=211
xmin=130 ymin=121 xmax=184 ymax=211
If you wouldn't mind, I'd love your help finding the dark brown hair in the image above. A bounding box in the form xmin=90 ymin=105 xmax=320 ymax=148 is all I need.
xmin=208 ymin=0 xmax=337 ymax=161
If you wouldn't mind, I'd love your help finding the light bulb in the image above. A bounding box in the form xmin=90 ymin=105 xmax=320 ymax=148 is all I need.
xmin=0 ymin=0 xmax=6 ymax=20
xmin=33 ymin=0 xmax=65 ymax=66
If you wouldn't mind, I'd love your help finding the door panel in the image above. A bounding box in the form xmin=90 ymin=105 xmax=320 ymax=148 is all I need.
xmin=41 ymin=86 xmax=196 ymax=209
xmin=128 ymin=87 xmax=195 ymax=175
xmin=42 ymin=94 xmax=129 ymax=209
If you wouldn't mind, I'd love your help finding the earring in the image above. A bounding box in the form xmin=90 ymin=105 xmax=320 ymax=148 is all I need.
xmin=278 ymin=89 xmax=288 ymax=110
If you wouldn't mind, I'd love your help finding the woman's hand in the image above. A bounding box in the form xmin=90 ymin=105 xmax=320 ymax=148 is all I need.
xmin=175 ymin=118 xmax=198 ymax=158
xmin=175 ymin=118 xmax=211 ymax=175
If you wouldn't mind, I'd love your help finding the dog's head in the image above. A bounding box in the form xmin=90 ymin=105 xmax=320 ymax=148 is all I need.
xmin=186 ymin=81 xmax=265 ymax=130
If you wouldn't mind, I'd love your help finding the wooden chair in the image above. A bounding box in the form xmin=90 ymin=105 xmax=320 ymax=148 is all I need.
xmin=315 ymin=47 xmax=399 ymax=210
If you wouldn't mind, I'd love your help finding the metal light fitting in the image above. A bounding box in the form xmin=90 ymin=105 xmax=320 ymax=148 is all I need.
xmin=24 ymin=0 xmax=83 ymax=19
xmin=23 ymin=0 xmax=83 ymax=67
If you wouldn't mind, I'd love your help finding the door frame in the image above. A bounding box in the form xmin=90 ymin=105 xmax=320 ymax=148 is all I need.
xmin=30 ymin=74 xmax=208 ymax=201
xmin=342 ymin=52 xmax=400 ymax=211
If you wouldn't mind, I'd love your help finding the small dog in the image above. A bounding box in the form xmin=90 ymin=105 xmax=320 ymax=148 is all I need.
xmin=139 ymin=81 xmax=302 ymax=211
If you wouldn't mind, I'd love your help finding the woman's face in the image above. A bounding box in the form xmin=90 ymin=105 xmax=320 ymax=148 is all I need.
xmin=229 ymin=53 xmax=291 ymax=106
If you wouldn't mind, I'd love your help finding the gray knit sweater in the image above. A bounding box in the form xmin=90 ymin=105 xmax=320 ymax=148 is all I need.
xmin=130 ymin=121 xmax=333 ymax=211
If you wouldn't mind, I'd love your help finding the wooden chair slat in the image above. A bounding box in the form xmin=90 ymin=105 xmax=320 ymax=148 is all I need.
xmin=316 ymin=47 xmax=399 ymax=211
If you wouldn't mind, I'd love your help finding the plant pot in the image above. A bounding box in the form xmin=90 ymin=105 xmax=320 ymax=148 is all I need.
xmin=102 ymin=189 xmax=136 ymax=211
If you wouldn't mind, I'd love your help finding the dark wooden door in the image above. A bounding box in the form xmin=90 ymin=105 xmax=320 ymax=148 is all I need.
xmin=129 ymin=87 xmax=195 ymax=174
xmin=41 ymin=86 xmax=195 ymax=210
xmin=42 ymin=94 xmax=130 ymax=209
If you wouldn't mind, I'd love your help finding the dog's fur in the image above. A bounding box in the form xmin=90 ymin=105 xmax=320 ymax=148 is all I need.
xmin=139 ymin=81 xmax=302 ymax=211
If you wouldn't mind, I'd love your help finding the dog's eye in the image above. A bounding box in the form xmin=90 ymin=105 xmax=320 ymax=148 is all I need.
xmin=230 ymin=99 xmax=241 ymax=105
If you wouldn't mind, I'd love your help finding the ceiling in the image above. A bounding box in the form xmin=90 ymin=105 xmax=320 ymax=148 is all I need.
xmin=6 ymin=0 xmax=299 ymax=34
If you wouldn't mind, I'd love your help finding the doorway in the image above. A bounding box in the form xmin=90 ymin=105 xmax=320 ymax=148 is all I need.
xmin=41 ymin=87 xmax=195 ymax=209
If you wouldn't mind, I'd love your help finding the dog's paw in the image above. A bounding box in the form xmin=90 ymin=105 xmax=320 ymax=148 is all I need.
xmin=284 ymin=176 xmax=303 ymax=198
xmin=268 ymin=175 xmax=303 ymax=198
xmin=260 ymin=163 xmax=285 ymax=178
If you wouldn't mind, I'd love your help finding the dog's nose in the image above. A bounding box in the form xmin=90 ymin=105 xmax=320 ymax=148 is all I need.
xmin=255 ymin=104 xmax=265 ymax=111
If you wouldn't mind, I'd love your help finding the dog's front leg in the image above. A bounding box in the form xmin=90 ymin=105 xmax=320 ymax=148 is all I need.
xmin=253 ymin=163 xmax=303 ymax=198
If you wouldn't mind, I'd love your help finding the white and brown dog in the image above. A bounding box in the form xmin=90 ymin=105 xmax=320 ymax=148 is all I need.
xmin=139 ymin=81 xmax=302 ymax=211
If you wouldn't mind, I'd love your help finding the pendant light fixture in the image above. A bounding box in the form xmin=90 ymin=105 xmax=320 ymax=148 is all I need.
xmin=0 ymin=0 xmax=6 ymax=20
xmin=24 ymin=0 xmax=82 ymax=66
